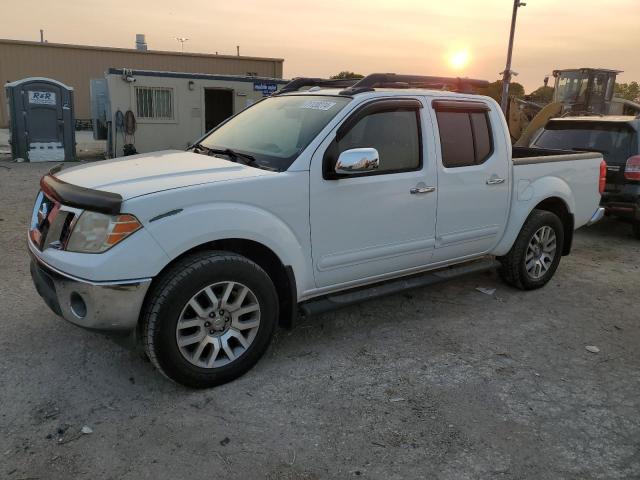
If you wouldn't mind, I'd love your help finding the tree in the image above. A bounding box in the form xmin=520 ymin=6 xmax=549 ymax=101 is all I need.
xmin=477 ymin=80 xmax=525 ymax=104
xmin=528 ymin=85 xmax=554 ymax=105
xmin=614 ymin=82 xmax=640 ymax=101
xmin=330 ymin=71 xmax=364 ymax=80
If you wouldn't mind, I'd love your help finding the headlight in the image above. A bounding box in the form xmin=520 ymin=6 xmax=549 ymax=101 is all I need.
xmin=66 ymin=211 xmax=142 ymax=253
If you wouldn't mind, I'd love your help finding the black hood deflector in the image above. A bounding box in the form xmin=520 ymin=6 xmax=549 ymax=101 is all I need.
xmin=40 ymin=173 xmax=122 ymax=215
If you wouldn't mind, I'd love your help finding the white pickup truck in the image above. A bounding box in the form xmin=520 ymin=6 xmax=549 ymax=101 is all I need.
xmin=28 ymin=74 xmax=606 ymax=388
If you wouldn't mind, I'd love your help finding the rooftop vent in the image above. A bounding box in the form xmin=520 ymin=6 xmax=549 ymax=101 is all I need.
xmin=135 ymin=34 xmax=147 ymax=51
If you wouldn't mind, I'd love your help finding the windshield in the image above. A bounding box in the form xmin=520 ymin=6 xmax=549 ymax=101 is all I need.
xmin=554 ymin=71 xmax=587 ymax=103
xmin=532 ymin=121 xmax=635 ymax=165
xmin=197 ymin=95 xmax=351 ymax=171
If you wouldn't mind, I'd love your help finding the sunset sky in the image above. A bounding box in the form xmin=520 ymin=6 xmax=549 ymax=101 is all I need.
xmin=3 ymin=0 xmax=639 ymax=92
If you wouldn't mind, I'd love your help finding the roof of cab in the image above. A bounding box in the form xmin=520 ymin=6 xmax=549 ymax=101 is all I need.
xmin=275 ymin=74 xmax=491 ymax=98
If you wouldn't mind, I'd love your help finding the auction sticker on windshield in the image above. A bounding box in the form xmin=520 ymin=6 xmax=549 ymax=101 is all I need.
xmin=300 ymin=100 xmax=337 ymax=111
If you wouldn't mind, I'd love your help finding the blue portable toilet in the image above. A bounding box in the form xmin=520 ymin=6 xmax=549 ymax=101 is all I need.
xmin=5 ymin=77 xmax=76 ymax=162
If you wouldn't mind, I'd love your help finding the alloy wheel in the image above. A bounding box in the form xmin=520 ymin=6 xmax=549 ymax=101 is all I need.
xmin=525 ymin=226 xmax=557 ymax=279
xmin=175 ymin=281 xmax=261 ymax=368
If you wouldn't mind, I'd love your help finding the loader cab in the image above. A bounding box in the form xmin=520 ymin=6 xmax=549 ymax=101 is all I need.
xmin=552 ymin=68 xmax=619 ymax=115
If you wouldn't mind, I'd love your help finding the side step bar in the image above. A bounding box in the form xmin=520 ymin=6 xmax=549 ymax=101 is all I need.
xmin=299 ymin=257 xmax=501 ymax=317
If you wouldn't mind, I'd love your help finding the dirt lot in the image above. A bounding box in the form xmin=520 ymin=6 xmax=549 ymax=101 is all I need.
xmin=1 ymin=161 xmax=639 ymax=480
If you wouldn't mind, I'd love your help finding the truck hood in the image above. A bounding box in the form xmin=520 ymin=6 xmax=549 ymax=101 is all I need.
xmin=55 ymin=150 xmax=273 ymax=199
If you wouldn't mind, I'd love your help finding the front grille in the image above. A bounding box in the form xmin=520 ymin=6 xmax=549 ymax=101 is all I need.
xmin=29 ymin=191 xmax=76 ymax=250
xmin=59 ymin=213 xmax=75 ymax=247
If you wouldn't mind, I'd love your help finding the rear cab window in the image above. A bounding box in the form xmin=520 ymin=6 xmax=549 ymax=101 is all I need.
xmin=433 ymin=100 xmax=493 ymax=168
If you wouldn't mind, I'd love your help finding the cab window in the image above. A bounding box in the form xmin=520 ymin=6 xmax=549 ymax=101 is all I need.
xmin=338 ymin=110 xmax=421 ymax=173
xmin=434 ymin=101 xmax=493 ymax=168
xmin=323 ymin=99 xmax=423 ymax=177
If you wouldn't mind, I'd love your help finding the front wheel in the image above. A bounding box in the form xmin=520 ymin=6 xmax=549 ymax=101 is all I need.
xmin=498 ymin=210 xmax=564 ymax=290
xmin=632 ymin=221 xmax=640 ymax=240
xmin=141 ymin=251 xmax=278 ymax=388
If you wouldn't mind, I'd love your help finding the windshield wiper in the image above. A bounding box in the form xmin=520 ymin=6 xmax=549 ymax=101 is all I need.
xmin=188 ymin=142 xmax=212 ymax=154
xmin=206 ymin=147 xmax=280 ymax=171
xmin=189 ymin=144 xmax=277 ymax=171
xmin=206 ymin=147 xmax=257 ymax=166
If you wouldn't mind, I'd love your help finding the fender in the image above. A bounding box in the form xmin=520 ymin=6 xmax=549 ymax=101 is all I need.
xmin=143 ymin=202 xmax=313 ymax=296
xmin=492 ymin=175 xmax=574 ymax=257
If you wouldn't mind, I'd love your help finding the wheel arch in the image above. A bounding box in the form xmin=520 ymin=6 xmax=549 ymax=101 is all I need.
xmin=493 ymin=194 xmax=575 ymax=257
xmin=141 ymin=238 xmax=298 ymax=333
xmin=532 ymin=197 xmax=574 ymax=255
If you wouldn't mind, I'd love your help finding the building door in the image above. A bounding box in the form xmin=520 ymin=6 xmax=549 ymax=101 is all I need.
xmin=204 ymin=89 xmax=233 ymax=132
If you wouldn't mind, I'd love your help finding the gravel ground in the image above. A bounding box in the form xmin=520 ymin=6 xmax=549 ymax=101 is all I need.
xmin=1 ymin=162 xmax=639 ymax=480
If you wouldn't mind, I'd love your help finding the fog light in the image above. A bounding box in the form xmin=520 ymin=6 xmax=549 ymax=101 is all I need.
xmin=70 ymin=292 xmax=87 ymax=318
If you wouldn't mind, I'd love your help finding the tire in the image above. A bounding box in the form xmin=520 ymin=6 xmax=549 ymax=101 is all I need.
xmin=498 ymin=210 xmax=565 ymax=290
xmin=632 ymin=221 xmax=640 ymax=240
xmin=141 ymin=251 xmax=278 ymax=388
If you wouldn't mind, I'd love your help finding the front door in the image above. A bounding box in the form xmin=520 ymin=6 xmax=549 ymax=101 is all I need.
xmin=430 ymin=99 xmax=510 ymax=262
xmin=310 ymin=98 xmax=438 ymax=288
xmin=204 ymin=89 xmax=233 ymax=132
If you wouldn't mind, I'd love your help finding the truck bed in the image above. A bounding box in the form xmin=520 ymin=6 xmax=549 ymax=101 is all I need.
xmin=509 ymin=148 xmax=603 ymax=233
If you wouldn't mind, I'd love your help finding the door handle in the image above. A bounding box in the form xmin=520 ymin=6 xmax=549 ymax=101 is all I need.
xmin=410 ymin=186 xmax=436 ymax=194
xmin=486 ymin=177 xmax=505 ymax=185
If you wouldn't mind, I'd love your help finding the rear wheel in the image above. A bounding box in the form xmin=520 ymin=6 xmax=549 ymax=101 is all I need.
xmin=632 ymin=221 xmax=640 ymax=240
xmin=498 ymin=210 xmax=564 ymax=290
xmin=141 ymin=251 xmax=278 ymax=388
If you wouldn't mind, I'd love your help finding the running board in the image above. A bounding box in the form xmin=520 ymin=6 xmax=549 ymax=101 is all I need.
xmin=299 ymin=258 xmax=501 ymax=317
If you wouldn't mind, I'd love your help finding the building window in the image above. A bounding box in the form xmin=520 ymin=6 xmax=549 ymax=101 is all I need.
xmin=135 ymin=87 xmax=173 ymax=120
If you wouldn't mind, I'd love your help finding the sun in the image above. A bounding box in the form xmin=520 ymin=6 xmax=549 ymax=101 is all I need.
xmin=448 ymin=49 xmax=471 ymax=70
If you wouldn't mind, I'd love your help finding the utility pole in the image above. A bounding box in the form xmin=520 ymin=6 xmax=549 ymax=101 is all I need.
xmin=500 ymin=0 xmax=526 ymax=114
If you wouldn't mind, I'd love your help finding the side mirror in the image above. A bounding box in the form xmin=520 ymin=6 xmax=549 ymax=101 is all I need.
xmin=335 ymin=148 xmax=380 ymax=175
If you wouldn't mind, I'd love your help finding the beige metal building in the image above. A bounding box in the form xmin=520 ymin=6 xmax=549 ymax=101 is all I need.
xmin=0 ymin=38 xmax=284 ymax=127
xmin=104 ymin=68 xmax=287 ymax=156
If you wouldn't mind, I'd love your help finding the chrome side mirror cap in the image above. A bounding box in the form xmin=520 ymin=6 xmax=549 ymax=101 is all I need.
xmin=335 ymin=148 xmax=380 ymax=175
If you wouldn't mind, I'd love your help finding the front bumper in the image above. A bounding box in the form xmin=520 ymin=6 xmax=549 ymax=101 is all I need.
xmin=30 ymin=255 xmax=152 ymax=332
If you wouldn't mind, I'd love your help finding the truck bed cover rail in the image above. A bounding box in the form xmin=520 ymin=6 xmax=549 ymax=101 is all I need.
xmin=512 ymin=149 xmax=601 ymax=166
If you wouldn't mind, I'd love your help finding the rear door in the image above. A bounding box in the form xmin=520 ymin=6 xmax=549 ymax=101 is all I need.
xmin=430 ymin=99 xmax=510 ymax=262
